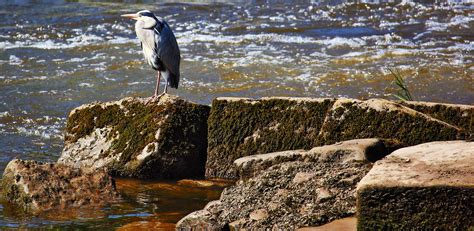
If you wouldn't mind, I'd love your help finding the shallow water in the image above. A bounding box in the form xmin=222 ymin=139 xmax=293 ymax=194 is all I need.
xmin=0 ymin=0 xmax=473 ymax=228
xmin=0 ymin=178 xmax=228 ymax=229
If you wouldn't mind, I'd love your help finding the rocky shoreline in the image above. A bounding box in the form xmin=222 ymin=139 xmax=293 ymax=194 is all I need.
xmin=1 ymin=95 xmax=472 ymax=229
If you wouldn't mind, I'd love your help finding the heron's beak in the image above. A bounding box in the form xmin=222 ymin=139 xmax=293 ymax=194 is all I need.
xmin=121 ymin=13 xmax=139 ymax=20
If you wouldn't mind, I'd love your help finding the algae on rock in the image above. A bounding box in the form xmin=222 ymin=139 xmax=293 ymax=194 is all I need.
xmin=59 ymin=95 xmax=210 ymax=179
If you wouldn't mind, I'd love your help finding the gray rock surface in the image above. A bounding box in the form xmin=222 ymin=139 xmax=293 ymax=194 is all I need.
xmin=0 ymin=159 xmax=118 ymax=213
xmin=357 ymin=141 xmax=474 ymax=230
xmin=235 ymin=138 xmax=389 ymax=180
xmin=58 ymin=95 xmax=210 ymax=179
xmin=177 ymin=139 xmax=380 ymax=230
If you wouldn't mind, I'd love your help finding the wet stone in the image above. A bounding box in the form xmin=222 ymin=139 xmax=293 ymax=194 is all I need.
xmin=0 ymin=159 xmax=118 ymax=213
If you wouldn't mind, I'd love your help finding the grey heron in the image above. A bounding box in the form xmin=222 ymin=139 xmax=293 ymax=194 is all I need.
xmin=121 ymin=10 xmax=181 ymax=99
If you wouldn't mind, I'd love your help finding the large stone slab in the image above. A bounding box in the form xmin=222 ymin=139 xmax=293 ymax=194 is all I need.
xmin=0 ymin=159 xmax=118 ymax=213
xmin=206 ymin=97 xmax=464 ymax=179
xmin=206 ymin=97 xmax=335 ymax=179
xmin=317 ymin=98 xmax=462 ymax=146
xmin=357 ymin=141 xmax=474 ymax=230
xmin=400 ymin=101 xmax=473 ymax=134
xmin=58 ymin=95 xmax=210 ymax=179
xmin=235 ymin=138 xmax=389 ymax=180
xmin=177 ymin=139 xmax=378 ymax=230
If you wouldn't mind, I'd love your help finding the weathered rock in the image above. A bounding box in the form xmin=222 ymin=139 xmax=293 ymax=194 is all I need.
xmin=177 ymin=139 xmax=376 ymax=230
xmin=357 ymin=141 xmax=474 ymax=230
xmin=0 ymin=159 xmax=118 ymax=213
xmin=317 ymin=98 xmax=463 ymax=146
xmin=175 ymin=200 xmax=223 ymax=231
xmin=58 ymin=95 xmax=210 ymax=179
xmin=206 ymin=97 xmax=465 ymax=179
xmin=206 ymin=97 xmax=335 ymax=179
xmin=400 ymin=100 xmax=473 ymax=134
xmin=235 ymin=139 xmax=389 ymax=180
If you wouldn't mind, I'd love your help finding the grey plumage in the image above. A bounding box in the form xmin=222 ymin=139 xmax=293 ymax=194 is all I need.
xmin=122 ymin=10 xmax=181 ymax=97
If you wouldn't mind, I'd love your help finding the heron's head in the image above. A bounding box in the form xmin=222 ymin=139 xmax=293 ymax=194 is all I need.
xmin=121 ymin=10 xmax=156 ymax=20
xmin=121 ymin=10 xmax=158 ymax=28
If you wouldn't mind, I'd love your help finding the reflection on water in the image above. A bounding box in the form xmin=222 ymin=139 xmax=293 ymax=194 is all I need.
xmin=0 ymin=178 xmax=228 ymax=229
xmin=0 ymin=0 xmax=472 ymax=228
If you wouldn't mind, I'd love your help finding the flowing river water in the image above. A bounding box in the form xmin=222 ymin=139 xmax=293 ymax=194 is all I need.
xmin=0 ymin=0 xmax=473 ymax=229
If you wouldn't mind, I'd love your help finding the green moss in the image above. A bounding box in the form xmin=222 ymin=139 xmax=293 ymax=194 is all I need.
xmin=65 ymin=104 xmax=123 ymax=143
xmin=357 ymin=186 xmax=474 ymax=230
xmin=207 ymin=98 xmax=335 ymax=178
xmin=318 ymin=102 xmax=461 ymax=147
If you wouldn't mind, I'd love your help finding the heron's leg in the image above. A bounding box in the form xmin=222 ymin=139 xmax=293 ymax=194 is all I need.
xmin=164 ymin=80 xmax=168 ymax=94
xmin=154 ymin=71 xmax=161 ymax=97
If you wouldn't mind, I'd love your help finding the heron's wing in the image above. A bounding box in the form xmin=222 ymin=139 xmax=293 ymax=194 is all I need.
xmin=155 ymin=23 xmax=180 ymax=77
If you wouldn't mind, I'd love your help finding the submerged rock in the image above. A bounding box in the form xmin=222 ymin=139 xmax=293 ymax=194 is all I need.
xmin=0 ymin=159 xmax=118 ymax=212
xmin=357 ymin=141 xmax=474 ymax=230
xmin=177 ymin=139 xmax=379 ymax=230
xmin=206 ymin=97 xmax=466 ymax=179
xmin=58 ymin=95 xmax=210 ymax=179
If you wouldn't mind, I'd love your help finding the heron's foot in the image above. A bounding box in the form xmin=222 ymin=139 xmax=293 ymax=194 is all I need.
xmin=145 ymin=93 xmax=166 ymax=104
xmin=145 ymin=95 xmax=159 ymax=104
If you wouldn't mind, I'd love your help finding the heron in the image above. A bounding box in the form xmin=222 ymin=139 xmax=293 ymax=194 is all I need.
xmin=121 ymin=10 xmax=181 ymax=99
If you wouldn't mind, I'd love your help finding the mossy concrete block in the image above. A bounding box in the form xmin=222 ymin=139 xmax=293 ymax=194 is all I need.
xmin=58 ymin=95 xmax=210 ymax=179
xmin=0 ymin=159 xmax=118 ymax=213
xmin=318 ymin=98 xmax=463 ymax=146
xmin=206 ymin=97 xmax=335 ymax=179
xmin=235 ymin=138 xmax=389 ymax=180
xmin=400 ymin=101 xmax=473 ymax=136
xmin=357 ymin=141 xmax=474 ymax=230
